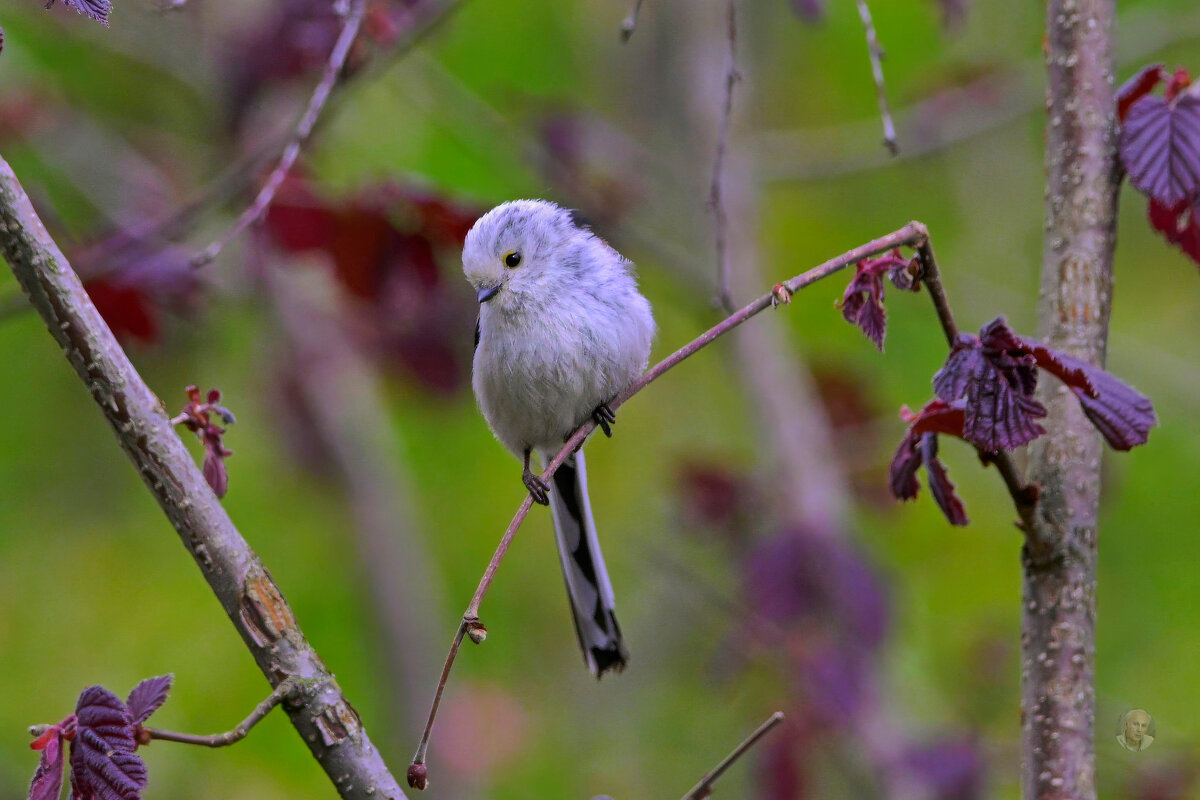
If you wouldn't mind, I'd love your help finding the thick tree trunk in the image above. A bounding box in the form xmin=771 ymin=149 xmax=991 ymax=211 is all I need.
xmin=1023 ymin=1 xmax=1120 ymax=798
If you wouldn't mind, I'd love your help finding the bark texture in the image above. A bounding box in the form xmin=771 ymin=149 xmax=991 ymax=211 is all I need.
xmin=1024 ymin=1 xmax=1120 ymax=797
xmin=0 ymin=155 xmax=406 ymax=800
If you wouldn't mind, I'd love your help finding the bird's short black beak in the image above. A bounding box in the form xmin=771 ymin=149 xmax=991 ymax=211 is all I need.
xmin=477 ymin=284 xmax=500 ymax=303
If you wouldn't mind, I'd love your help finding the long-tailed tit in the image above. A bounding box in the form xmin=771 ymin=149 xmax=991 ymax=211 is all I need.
xmin=463 ymin=199 xmax=655 ymax=677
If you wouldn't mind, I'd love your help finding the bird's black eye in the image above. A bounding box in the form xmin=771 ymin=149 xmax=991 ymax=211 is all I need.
xmin=503 ymin=251 xmax=522 ymax=268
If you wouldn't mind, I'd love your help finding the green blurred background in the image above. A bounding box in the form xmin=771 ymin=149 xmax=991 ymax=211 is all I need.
xmin=1 ymin=0 xmax=1199 ymax=798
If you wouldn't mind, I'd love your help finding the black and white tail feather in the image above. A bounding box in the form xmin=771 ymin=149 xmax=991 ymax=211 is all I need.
xmin=544 ymin=449 xmax=628 ymax=677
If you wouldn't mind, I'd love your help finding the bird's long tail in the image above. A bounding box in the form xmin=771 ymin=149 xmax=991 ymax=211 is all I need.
xmin=545 ymin=449 xmax=628 ymax=677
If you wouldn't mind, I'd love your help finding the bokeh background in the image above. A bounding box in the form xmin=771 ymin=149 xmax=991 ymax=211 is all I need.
xmin=1 ymin=0 xmax=1199 ymax=798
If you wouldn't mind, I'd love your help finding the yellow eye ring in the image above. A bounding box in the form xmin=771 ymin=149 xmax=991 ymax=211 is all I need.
xmin=503 ymin=251 xmax=522 ymax=268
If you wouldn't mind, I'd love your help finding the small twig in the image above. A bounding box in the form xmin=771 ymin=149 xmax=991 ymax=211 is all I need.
xmin=709 ymin=0 xmax=739 ymax=313
xmin=854 ymin=0 xmax=898 ymax=156
xmin=915 ymin=237 xmax=1039 ymax=531
xmin=620 ymin=0 xmax=647 ymax=41
xmin=681 ymin=712 xmax=785 ymax=800
xmin=140 ymin=678 xmax=298 ymax=748
xmin=409 ymin=222 xmax=928 ymax=785
xmin=190 ymin=0 xmax=367 ymax=269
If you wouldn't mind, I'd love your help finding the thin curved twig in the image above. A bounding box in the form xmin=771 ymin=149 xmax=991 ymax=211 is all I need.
xmin=854 ymin=0 xmax=898 ymax=155
xmin=141 ymin=678 xmax=300 ymax=748
xmin=189 ymin=0 xmax=367 ymax=269
xmin=681 ymin=711 xmax=785 ymax=800
xmin=408 ymin=222 xmax=931 ymax=784
xmin=709 ymin=0 xmax=739 ymax=312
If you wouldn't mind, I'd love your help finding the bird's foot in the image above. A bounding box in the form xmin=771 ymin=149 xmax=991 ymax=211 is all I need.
xmin=592 ymin=402 xmax=617 ymax=438
xmin=522 ymin=467 xmax=550 ymax=505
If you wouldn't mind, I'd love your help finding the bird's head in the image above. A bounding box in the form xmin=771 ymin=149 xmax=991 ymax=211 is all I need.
xmin=462 ymin=199 xmax=589 ymax=311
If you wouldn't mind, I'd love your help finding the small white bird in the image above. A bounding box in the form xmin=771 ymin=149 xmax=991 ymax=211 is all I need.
xmin=463 ymin=199 xmax=655 ymax=677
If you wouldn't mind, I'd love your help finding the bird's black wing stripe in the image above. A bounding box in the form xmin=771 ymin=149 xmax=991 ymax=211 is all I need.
xmin=474 ymin=315 xmax=481 ymax=353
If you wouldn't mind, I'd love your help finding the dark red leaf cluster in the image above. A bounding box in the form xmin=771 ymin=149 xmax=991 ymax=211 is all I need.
xmin=890 ymin=317 xmax=1155 ymax=524
xmin=172 ymin=386 xmax=236 ymax=498
xmin=933 ymin=320 xmax=1045 ymax=452
xmin=1117 ymin=65 xmax=1200 ymax=267
xmin=225 ymin=0 xmax=424 ymax=131
xmin=837 ymin=249 xmax=920 ymax=351
xmin=674 ymin=461 xmax=751 ymax=544
xmin=77 ymin=233 xmax=203 ymax=346
xmin=889 ymin=400 xmax=969 ymax=525
xmin=262 ymin=176 xmax=480 ymax=394
xmin=27 ymin=676 xmax=172 ymax=800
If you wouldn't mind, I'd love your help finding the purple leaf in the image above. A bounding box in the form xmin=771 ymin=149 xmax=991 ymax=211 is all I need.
xmin=839 ymin=251 xmax=918 ymax=350
xmin=202 ymin=438 xmax=230 ymax=498
xmin=889 ymin=402 xmax=970 ymax=526
xmin=1117 ymin=64 xmax=1167 ymax=122
xmin=1147 ymin=197 xmax=1200 ymax=266
xmin=1023 ymin=343 xmax=1157 ymax=450
xmin=126 ymin=676 xmax=173 ymax=725
xmin=839 ymin=268 xmax=887 ymax=350
xmin=1119 ymin=92 xmax=1200 ymax=207
xmin=71 ymin=687 xmax=146 ymax=800
xmin=890 ymin=429 xmax=924 ymax=501
xmin=920 ymin=434 xmax=969 ymax=525
xmin=933 ymin=321 xmax=1046 ymax=452
xmin=52 ymin=0 xmax=112 ymax=25
xmin=28 ymin=727 xmax=66 ymax=800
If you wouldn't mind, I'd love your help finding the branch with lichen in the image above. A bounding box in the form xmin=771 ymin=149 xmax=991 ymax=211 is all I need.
xmin=0 ymin=153 xmax=406 ymax=800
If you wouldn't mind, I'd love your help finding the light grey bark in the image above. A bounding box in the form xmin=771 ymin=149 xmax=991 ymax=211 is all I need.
xmin=1023 ymin=1 xmax=1120 ymax=798
xmin=0 ymin=155 xmax=406 ymax=800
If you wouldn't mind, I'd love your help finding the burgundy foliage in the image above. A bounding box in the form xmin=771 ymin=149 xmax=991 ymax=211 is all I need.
xmin=837 ymin=249 xmax=919 ymax=350
xmin=77 ymin=234 xmax=203 ymax=346
xmin=224 ymin=0 xmax=423 ymax=130
xmin=1118 ymin=64 xmax=1200 ymax=267
xmin=675 ymin=461 xmax=751 ymax=543
xmin=890 ymin=318 xmax=1154 ymax=523
xmin=933 ymin=318 xmax=1155 ymax=453
xmin=744 ymin=526 xmax=890 ymax=729
xmin=889 ymin=400 xmax=969 ymax=526
xmin=933 ymin=319 xmax=1045 ymax=452
xmin=262 ymin=176 xmax=479 ymax=394
xmin=173 ymin=386 xmax=237 ymax=498
xmin=27 ymin=677 xmax=172 ymax=800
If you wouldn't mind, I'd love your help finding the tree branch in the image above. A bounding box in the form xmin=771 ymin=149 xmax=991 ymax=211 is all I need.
xmin=189 ymin=0 xmax=367 ymax=269
xmin=1022 ymin=0 xmax=1121 ymax=796
xmin=409 ymin=221 xmax=930 ymax=785
xmin=854 ymin=0 xmax=898 ymax=155
xmin=709 ymin=0 xmax=739 ymax=313
xmin=0 ymin=154 xmax=406 ymax=800
xmin=681 ymin=711 xmax=785 ymax=800
xmin=620 ymin=0 xmax=647 ymax=42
